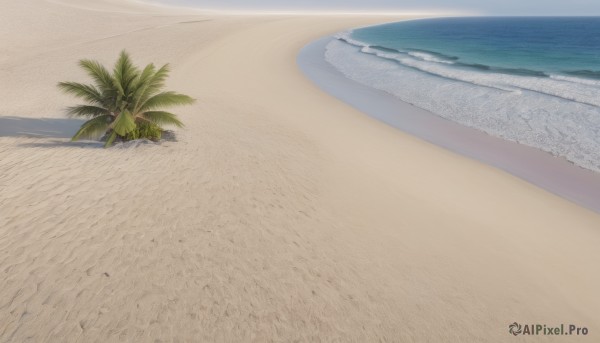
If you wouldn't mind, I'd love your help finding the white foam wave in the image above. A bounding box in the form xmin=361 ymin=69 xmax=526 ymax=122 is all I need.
xmin=550 ymin=74 xmax=600 ymax=87
xmin=355 ymin=41 xmax=600 ymax=107
xmin=407 ymin=51 xmax=455 ymax=64
xmin=325 ymin=38 xmax=600 ymax=173
xmin=334 ymin=30 xmax=369 ymax=48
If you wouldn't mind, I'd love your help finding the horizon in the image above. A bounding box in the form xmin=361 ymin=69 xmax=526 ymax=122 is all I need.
xmin=137 ymin=0 xmax=600 ymax=16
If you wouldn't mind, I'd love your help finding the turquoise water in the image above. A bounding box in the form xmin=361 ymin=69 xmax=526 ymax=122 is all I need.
xmin=326 ymin=17 xmax=600 ymax=172
xmin=352 ymin=17 xmax=600 ymax=78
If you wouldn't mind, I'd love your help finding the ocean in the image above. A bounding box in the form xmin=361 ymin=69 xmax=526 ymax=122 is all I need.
xmin=325 ymin=17 xmax=600 ymax=173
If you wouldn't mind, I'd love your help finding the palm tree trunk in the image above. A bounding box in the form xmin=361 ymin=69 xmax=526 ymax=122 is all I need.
xmin=104 ymin=131 xmax=117 ymax=148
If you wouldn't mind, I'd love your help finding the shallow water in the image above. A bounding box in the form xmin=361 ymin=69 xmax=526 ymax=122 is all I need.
xmin=298 ymin=36 xmax=600 ymax=213
xmin=326 ymin=17 xmax=600 ymax=173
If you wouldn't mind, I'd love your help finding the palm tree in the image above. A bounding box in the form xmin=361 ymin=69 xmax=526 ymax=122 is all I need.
xmin=58 ymin=50 xmax=195 ymax=147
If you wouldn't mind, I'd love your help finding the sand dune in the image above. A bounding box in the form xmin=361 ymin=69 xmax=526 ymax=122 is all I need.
xmin=1 ymin=0 xmax=599 ymax=341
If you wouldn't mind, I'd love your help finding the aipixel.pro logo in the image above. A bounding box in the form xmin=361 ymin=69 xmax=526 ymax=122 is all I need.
xmin=509 ymin=322 xmax=588 ymax=336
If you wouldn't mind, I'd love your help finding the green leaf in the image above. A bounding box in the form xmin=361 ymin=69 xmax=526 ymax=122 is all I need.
xmin=58 ymin=82 xmax=104 ymax=105
xmin=134 ymin=64 xmax=170 ymax=109
xmin=131 ymin=63 xmax=157 ymax=111
xmin=66 ymin=105 xmax=111 ymax=118
xmin=112 ymin=50 xmax=139 ymax=98
xmin=104 ymin=131 xmax=118 ymax=148
xmin=72 ymin=114 xmax=113 ymax=141
xmin=139 ymin=91 xmax=195 ymax=111
xmin=111 ymin=109 xmax=136 ymax=136
xmin=145 ymin=64 xmax=170 ymax=95
xmin=79 ymin=59 xmax=114 ymax=92
xmin=142 ymin=111 xmax=184 ymax=128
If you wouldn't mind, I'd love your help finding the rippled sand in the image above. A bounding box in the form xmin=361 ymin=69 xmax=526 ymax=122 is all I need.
xmin=1 ymin=1 xmax=599 ymax=341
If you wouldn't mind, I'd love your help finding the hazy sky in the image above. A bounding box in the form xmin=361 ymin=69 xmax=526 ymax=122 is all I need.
xmin=159 ymin=0 xmax=600 ymax=15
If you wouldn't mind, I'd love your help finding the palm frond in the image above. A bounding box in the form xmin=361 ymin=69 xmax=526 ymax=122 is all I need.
xmin=134 ymin=64 xmax=170 ymax=107
xmin=72 ymin=115 xmax=112 ymax=141
xmin=130 ymin=63 xmax=157 ymax=111
xmin=58 ymin=82 xmax=104 ymax=105
xmin=145 ymin=64 xmax=170 ymax=94
xmin=139 ymin=91 xmax=195 ymax=112
xmin=134 ymin=63 xmax=157 ymax=89
xmin=79 ymin=59 xmax=114 ymax=92
xmin=141 ymin=111 xmax=185 ymax=128
xmin=104 ymin=131 xmax=118 ymax=148
xmin=112 ymin=50 xmax=139 ymax=98
xmin=111 ymin=109 xmax=136 ymax=136
xmin=66 ymin=105 xmax=111 ymax=118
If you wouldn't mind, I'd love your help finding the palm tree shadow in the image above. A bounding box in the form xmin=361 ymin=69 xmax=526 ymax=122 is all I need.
xmin=0 ymin=116 xmax=105 ymax=149
xmin=1 ymin=116 xmax=178 ymax=148
xmin=0 ymin=116 xmax=84 ymax=138
xmin=18 ymin=140 xmax=103 ymax=149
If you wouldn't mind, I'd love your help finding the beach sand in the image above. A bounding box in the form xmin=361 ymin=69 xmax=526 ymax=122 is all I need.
xmin=1 ymin=0 xmax=599 ymax=341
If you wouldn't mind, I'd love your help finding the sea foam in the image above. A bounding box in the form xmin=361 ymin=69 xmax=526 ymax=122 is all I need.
xmin=326 ymin=33 xmax=600 ymax=172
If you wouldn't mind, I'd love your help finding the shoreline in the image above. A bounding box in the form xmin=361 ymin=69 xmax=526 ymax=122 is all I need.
xmin=298 ymin=35 xmax=600 ymax=214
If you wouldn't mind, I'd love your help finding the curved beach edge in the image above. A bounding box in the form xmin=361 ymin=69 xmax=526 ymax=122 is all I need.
xmin=297 ymin=34 xmax=600 ymax=214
